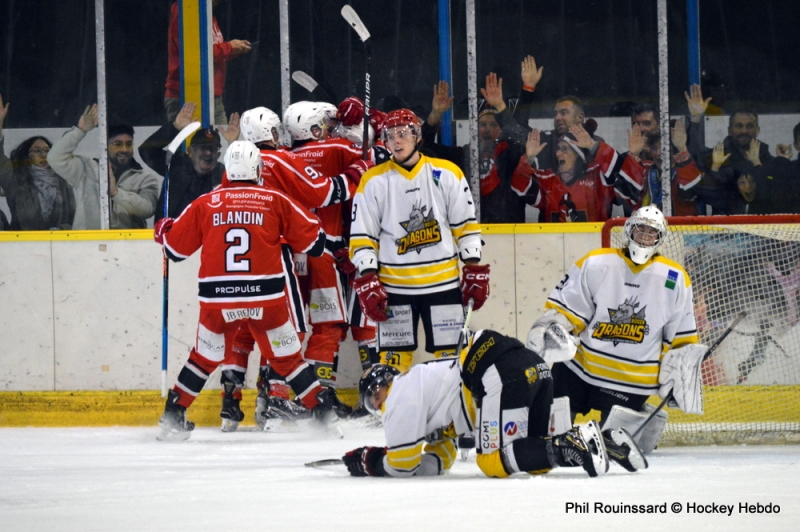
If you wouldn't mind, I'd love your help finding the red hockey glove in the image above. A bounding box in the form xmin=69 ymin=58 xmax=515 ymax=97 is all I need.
xmin=342 ymin=446 xmax=387 ymax=477
xmin=369 ymin=108 xmax=387 ymax=137
xmin=342 ymin=159 xmax=375 ymax=186
xmin=337 ymin=97 xmax=364 ymax=127
xmin=461 ymin=263 xmax=491 ymax=310
xmin=333 ymin=248 xmax=357 ymax=275
xmin=153 ymin=217 xmax=174 ymax=245
xmin=353 ymin=272 xmax=389 ymax=323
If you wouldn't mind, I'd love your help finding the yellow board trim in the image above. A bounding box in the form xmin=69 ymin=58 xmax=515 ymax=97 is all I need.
xmin=0 ymin=230 xmax=154 ymax=242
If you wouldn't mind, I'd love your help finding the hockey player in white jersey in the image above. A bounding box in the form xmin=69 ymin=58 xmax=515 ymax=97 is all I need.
xmin=341 ymin=329 xmax=621 ymax=478
xmin=348 ymin=108 xmax=490 ymax=372
xmin=529 ymin=205 xmax=704 ymax=458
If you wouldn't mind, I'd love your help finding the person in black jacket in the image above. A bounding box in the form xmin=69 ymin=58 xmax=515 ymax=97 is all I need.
xmin=139 ymin=102 xmax=239 ymax=220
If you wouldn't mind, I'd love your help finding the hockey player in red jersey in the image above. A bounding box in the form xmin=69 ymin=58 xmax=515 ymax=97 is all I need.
xmin=155 ymin=140 xmax=339 ymax=441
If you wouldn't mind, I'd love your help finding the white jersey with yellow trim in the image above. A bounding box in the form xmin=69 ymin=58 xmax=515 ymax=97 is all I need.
xmin=545 ymin=248 xmax=698 ymax=396
xmin=380 ymin=359 xmax=474 ymax=477
xmin=349 ymin=154 xmax=481 ymax=295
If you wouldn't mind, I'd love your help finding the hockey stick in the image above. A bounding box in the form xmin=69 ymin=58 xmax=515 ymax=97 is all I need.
xmin=341 ymin=4 xmax=371 ymax=160
xmin=160 ymin=121 xmax=202 ymax=397
xmin=305 ymin=458 xmax=344 ymax=468
xmin=291 ymin=70 xmax=336 ymax=105
xmin=455 ymin=297 xmax=475 ymax=358
xmin=632 ymin=310 xmax=747 ymax=438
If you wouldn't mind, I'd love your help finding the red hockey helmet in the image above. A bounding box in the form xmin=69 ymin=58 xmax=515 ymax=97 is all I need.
xmin=382 ymin=108 xmax=422 ymax=142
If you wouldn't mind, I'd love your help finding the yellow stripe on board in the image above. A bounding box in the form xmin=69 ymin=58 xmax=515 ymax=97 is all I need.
xmin=180 ymin=1 xmax=203 ymax=119
xmin=0 ymin=389 xmax=359 ymax=427
xmin=0 ymin=230 xmax=154 ymax=242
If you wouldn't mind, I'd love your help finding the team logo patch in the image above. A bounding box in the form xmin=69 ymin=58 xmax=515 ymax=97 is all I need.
xmin=504 ymin=422 xmax=518 ymax=436
xmin=665 ymin=269 xmax=678 ymax=290
xmin=591 ymin=296 xmax=650 ymax=346
xmin=395 ymin=200 xmax=442 ymax=255
xmin=432 ymin=169 xmax=441 ymax=188
xmin=525 ymin=366 xmax=538 ymax=384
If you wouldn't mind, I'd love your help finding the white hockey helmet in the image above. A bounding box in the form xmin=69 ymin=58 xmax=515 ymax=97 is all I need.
xmin=224 ymin=140 xmax=263 ymax=183
xmin=623 ymin=205 xmax=668 ymax=265
xmin=283 ymin=101 xmax=337 ymax=141
xmin=332 ymin=121 xmax=375 ymax=147
xmin=240 ymin=107 xmax=282 ymax=145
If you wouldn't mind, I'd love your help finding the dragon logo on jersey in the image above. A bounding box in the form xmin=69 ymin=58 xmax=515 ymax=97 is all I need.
xmin=591 ymin=296 xmax=650 ymax=346
xmin=395 ymin=200 xmax=442 ymax=254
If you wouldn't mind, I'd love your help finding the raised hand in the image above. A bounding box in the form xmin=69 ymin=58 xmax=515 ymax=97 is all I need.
xmin=684 ymin=84 xmax=712 ymax=121
xmin=174 ymin=102 xmax=197 ymax=130
xmin=78 ymin=104 xmax=98 ymax=133
xmin=427 ymin=80 xmax=454 ymax=127
xmin=568 ymin=123 xmax=594 ymax=149
xmin=671 ymin=118 xmax=688 ymax=152
xmin=525 ymin=129 xmax=547 ymax=160
xmin=776 ymin=143 xmax=794 ymax=159
xmin=220 ymin=112 xmax=240 ymax=144
xmin=746 ymin=139 xmax=762 ymax=166
xmin=0 ymin=93 xmax=8 ymax=132
xmin=520 ymin=55 xmax=543 ymax=89
xmin=480 ymin=73 xmax=506 ymax=113
xmin=628 ymin=124 xmax=646 ymax=158
xmin=711 ymin=142 xmax=730 ymax=172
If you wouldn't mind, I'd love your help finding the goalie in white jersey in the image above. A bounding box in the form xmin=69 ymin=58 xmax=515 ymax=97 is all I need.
xmin=529 ymin=205 xmax=706 ymax=455
xmin=348 ymin=108 xmax=489 ymax=372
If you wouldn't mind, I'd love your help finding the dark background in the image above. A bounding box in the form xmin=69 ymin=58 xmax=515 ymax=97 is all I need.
xmin=1 ymin=0 xmax=797 ymax=128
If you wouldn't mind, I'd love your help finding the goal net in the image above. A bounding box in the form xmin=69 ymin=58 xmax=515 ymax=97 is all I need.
xmin=602 ymin=215 xmax=800 ymax=445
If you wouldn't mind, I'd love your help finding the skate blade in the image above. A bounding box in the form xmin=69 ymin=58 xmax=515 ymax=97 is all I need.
xmin=460 ymin=448 xmax=471 ymax=461
xmin=156 ymin=427 xmax=192 ymax=442
xmin=609 ymin=428 xmax=648 ymax=471
xmin=221 ymin=419 xmax=240 ymax=433
xmin=580 ymin=420 xmax=609 ymax=476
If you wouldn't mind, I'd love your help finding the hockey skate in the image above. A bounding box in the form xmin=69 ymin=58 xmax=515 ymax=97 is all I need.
xmin=458 ymin=434 xmax=476 ymax=461
xmin=310 ymin=387 xmax=350 ymax=437
xmin=219 ymin=371 xmax=245 ymax=433
xmin=602 ymin=427 xmax=648 ymax=472
xmin=157 ymin=390 xmax=195 ymax=442
xmin=548 ymin=420 xmax=608 ymax=477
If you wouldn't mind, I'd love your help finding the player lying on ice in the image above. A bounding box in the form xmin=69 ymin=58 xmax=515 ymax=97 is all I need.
xmin=342 ymin=326 xmax=647 ymax=479
xmin=528 ymin=205 xmax=707 ymax=456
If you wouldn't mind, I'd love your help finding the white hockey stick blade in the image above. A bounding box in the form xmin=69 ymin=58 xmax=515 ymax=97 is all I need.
xmin=291 ymin=71 xmax=318 ymax=93
xmin=341 ymin=5 xmax=371 ymax=42
xmin=164 ymin=121 xmax=202 ymax=154
xmin=305 ymin=458 xmax=344 ymax=468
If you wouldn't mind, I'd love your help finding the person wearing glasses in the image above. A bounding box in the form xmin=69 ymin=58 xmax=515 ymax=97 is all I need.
xmin=0 ymin=94 xmax=76 ymax=230
xmin=47 ymin=103 xmax=161 ymax=229
xmin=139 ymin=102 xmax=240 ymax=221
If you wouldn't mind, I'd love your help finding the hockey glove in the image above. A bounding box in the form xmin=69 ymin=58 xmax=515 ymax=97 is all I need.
xmin=333 ymin=247 xmax=357 ymax=275
xmin=342 ymin=160 xmax=374 ymax=187
xmin=153 ymin=217 xmax=174 ymax=245
xmin=337 ymin=97 xmax=364 ymax=127
xmin=658 ymin=343 xmax=708 ymax=415
xmin=460 ymin=264 xmax=491 ymax=310
xmin=353 ymin=272 xmax=389 ymax=323
xmin=342 ymin=446 xmax=387 ymax=477
xmin=369 ymin=108 xmax=387 ymax=137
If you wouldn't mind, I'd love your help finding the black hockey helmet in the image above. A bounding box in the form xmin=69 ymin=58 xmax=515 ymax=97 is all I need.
xmin=358 ymin=364 xmax=400 ymax=417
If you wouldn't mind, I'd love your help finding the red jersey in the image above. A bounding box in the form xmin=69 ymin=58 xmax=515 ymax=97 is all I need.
xmin=619 ymin=152 xmax=702 ymax=216
xmin=163 ymin=184 xmax=326 ymax=309
xmin=165 ymin=2 xmax=230 ymax=99
xmin=511 ymin=142 xmax=619 ymax=222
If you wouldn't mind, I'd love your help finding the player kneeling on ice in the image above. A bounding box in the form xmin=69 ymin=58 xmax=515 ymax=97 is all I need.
xmin=342 ymin=329 xmax=610 ymax=478
xmin=154 ymin=140 xmax=338 ymax=440
xmin=529 ymin=205 xmax=704 ymax=465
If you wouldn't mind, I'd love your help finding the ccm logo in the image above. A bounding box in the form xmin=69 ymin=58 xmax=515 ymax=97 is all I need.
xmin=356 ymin=280 xmax=380 ymax=294
xmin=465 ymin=273 xmax=489 ymax=281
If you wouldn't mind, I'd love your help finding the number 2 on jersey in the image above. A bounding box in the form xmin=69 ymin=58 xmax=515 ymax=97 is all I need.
xmin=225 ymin=228 xmax=251 ymax=272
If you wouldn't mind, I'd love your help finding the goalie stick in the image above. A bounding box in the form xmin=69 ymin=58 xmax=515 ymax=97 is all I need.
xmin=340 ymin=4 xmax=371 ymax=160
xmin=160 ymin=121 xmax=201 ymax=397
xmin=632 ymin=310 xmax=747 ymax=438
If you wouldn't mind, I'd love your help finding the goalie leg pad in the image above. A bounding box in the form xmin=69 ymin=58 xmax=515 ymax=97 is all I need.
xmin=602 ymin=404 xmax=667 ymax=455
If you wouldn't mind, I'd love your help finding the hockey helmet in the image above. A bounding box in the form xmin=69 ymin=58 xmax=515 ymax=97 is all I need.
xmin=224 ymin=140 xmax=263 ymax=183
xmin=623 ymin=205 xmax=668 ymax=264
xmin=381 ymin=108 xmax=422 ymax=143
xmin=332 ymin=120 xmax=375 ymax=147
xmin=283 ymin=101 xmax=337 ymax=141
xmin=358 ymin=364 xmax=400 ymax=417
xmin=241 ymin=107 xmax=282 ymax=145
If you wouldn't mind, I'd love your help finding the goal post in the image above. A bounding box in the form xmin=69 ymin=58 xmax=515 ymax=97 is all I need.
xmin=602 ymin=215 xmax=800 ymax=445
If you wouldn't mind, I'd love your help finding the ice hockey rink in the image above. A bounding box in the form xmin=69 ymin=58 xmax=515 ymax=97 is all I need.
xmin=1 ymin=424 xmax=797 ymax=532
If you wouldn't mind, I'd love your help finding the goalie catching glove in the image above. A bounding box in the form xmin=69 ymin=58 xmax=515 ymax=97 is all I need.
xmin=460 ymin=264 xmax=490 ymax=310
xmin=658 ymin=343 xmax=708 ymax=415
xmin=526 ymin=309 xmax=578 ymax=365
xmin=342 ymin=446 xmax=387 ymax=477
xmin=354 ymin=272 xmax=389 ymax=322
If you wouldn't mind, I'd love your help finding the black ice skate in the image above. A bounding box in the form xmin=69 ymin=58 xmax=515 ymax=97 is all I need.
xmin=547 ymin=420 xmax=608 ymax=477
xmin=602 ymin=427 xmax=648 ymax=472
xmin=157 ymin=390 xmax=195 ymax=442
xmin=220 ymin=373 xmax=245 ymax=433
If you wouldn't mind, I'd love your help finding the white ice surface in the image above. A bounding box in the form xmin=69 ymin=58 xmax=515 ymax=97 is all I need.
xmin=1 ymin=424 xmax=798 ymax=532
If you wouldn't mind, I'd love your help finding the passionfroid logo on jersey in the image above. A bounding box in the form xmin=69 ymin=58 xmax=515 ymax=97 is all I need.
xmin=665 ymin=269 xmax=678 ymax=290
xmin=591 ymin=296 xmax=650 ymax=346
xmin=395 ymin=201 xmax=441 ymax=255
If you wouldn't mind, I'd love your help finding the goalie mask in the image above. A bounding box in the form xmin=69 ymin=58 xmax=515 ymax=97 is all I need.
xmin=623 ymin=205 xmax=668 ymax=265
xmin=283 ymin=101 xmax=337 ymax=141
xmin=241 ymin=107 xmax=283 ymax=145
xmin=358 ymin=364 xmax=400 ymax=417
xmin=224 ymin=140 xmax=263 ymax=183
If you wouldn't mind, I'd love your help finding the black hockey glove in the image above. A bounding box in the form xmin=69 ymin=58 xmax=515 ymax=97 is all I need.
xmin=342 ymin=446 xmax=387 ymax=477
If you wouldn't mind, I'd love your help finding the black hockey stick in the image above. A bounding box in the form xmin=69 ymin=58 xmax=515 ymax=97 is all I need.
xmin=305 ymin=458 xmax=344 ymax=468
xmin=159 ymin=121 xmax=201 ymax=396
xmin=341 ymin=4 xmax=371 ymax=160
xmin=632 ymin=310 xmax=747 ymax=438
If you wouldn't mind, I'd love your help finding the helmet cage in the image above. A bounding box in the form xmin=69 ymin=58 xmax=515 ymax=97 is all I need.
xmin=623 ymin=205 xmax=668 ymax=265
